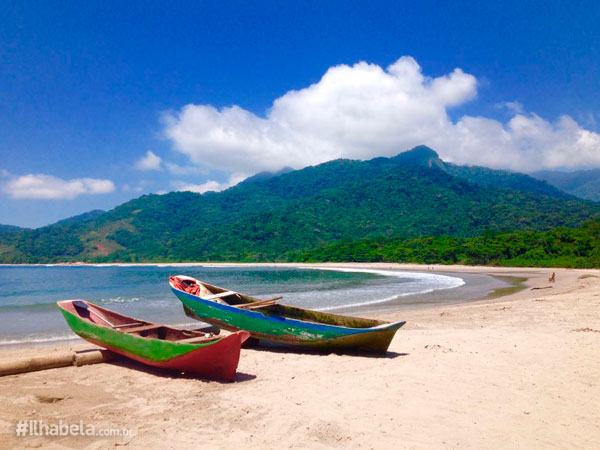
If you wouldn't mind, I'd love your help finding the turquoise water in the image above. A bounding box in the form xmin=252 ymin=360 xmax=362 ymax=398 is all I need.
xmin=0 ymin=265 xmax=499 ymax=346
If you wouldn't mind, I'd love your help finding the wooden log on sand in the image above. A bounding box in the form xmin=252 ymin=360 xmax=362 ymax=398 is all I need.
xmin=0 ymin=353 xmax=74 ymax=376
xmin=0 ymin=348 xmax=116 ymax=376
xmin=74 ymin=349 xmax=116 ymax=367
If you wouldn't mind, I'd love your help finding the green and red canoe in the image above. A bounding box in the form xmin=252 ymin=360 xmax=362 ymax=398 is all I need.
xmin=57 ymin=300 xmax=249 ymax=381
xmin=169 ymin=275 xmax=405 ymax=354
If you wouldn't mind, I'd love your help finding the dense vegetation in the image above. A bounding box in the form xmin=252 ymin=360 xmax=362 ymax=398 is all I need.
xmin=396 ymin=146 xmax=572 ymax=200
xmin=290 ymin=220 xmax=600 ymax=268
xmin=531 ymin=168 xmax=600 ymax=202
xmin=53 ymin=209 xmax=106 ymax=226
xmin=0 ymin=224 xmax=26 ymax=234
xmin=0 ymin=146 xmax=598 ymax=265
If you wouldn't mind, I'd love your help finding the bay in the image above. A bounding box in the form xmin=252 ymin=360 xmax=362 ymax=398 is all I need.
xmin=0 ymin=265 xmax=507 ymax=346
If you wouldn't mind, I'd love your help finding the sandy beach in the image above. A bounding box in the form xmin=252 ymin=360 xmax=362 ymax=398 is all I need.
xmin=0 ymin=264 xmax=598 ymax=449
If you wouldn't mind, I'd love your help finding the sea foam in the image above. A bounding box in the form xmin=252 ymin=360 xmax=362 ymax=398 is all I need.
xmin=302 ymin=267 xmax=465 ymax=311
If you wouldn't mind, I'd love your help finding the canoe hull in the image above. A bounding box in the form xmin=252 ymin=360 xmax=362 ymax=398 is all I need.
xmin=173 ymin=288 xmax=405 ymax=354
xmin=58 ymin=302 xmax=249 ymax=381
xmin=81 ymin=334 xmax=246 ymax=381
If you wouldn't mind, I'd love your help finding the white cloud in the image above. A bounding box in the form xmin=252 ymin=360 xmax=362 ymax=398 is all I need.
xmin=3 ymin=174 xmax=115 ymax=200
xmin=174 ymin=173 xmax=247 ymax=195
xmin=163 ymin=56 xmax=600 ymax=173
xmin=442 ymin=114 xmax=600 ymax=171
xmin=495 ymin=101 xmax=524 ymax=115
xmin=135 ymin=151 xmax=163 ymax=171
xmin=176 ymin=180 xmax=222 ymax=194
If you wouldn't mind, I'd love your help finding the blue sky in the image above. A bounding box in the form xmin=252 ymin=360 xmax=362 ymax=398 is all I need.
xmin=1 ymin=0 xmax=599 ymax=228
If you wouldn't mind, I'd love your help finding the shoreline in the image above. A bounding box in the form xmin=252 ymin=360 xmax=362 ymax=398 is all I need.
xmin=1 ymin=264 xmax=520 ymax=349
xmin=0 ymin=268 xmax=527 ymax=351
xmin=0 ymin=261 xmax=581 ymax=270
xmin=1 ymin=264 xmax=599 ymax=449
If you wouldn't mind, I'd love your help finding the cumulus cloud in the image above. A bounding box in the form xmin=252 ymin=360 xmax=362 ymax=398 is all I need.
xmin=495 ymin=101 xmax=524 ymax=115
xmin=3 ymin=174 xmax=115 ymax=200
xmin=163 ymin=56 xmax=600 ymax=173
xmin=443 ymin=114 xmax=600 ymax=170
xmin=176 ymin=180 xmax=223 ymax=194
xmin=135 ymin=151 xmax=163 ymax=171
xmin=173 ymin=173 xmax=247 ymax=195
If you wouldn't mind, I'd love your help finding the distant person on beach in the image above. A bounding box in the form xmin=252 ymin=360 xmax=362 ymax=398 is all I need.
xmin=549 ymin=272 xmax=556 ymax=283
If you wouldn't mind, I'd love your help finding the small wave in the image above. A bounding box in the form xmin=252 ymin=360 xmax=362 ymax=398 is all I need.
xmin=305 ymin=266 xmax=464 ymax=286
xmin=0 ymin=297 xmax=145 ymax=311
xmin=316 ymin=287 xmax=440 ymax=311
xmin=0 ymin=321 xmax=209 ymax=347
xmin=304 ymin=266 xmax=465 ymax=311
xmin=0 ymin=301 xmax=59 ymax=311
xmin=0 ymin=297 xmax=146 ymax=310
xmin=0 ymin=333 xmax=78 ymax=346
xmin=100 ymin=296 xmax=144 ymax=304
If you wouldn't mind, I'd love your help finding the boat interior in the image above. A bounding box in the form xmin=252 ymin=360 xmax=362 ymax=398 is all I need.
xmin=58 ymin=300 xmax=218 ymax=344
xmin=171 ymin=276 xmax=389 ymax=330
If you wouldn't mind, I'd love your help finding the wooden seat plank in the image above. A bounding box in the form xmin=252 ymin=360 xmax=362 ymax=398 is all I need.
xmin=204 ymin=291 xmax=237 ymax=300
xmin=113 ymin=322 xmax=144 ymax=329
xmin=122 ymin=324 xmax=163 ymax=333
xmin=237 ymin=296 xmax=283 ymax=310
xmin=176 ymin=335 xmax=213 ymax=343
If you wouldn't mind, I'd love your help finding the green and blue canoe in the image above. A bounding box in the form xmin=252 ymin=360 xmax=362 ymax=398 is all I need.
xmin=169 ymin=276 xmax=405 ymax=354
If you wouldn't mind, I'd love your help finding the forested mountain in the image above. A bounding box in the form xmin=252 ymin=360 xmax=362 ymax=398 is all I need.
xmin=396 ymin=146 xmax=573 ymax=199
xmin=0 ymin=224 xmax=26 ymax=234
xmin=52 ymin=209 xmax=106 ymax=226
xmin=292 ymin=220 xmax=600 ymax=268
xmin=248 ymin=146 xmax=572 ymax=199
xmin=1 ymin=147 xmax=598 ymax=263
xmin=531 ymin=169 xmax=600 ymax=202
xmin=238 ymin=167 xmax=295 ymax=185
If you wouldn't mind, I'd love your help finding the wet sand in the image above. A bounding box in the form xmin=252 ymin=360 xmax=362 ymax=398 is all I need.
xmin=0 ymin=264 xmax=598 ymax=449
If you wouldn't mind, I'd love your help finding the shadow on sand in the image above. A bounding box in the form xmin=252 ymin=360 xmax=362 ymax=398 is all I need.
xmin=244 ymin=340 xmax=408 ymax=359
xmin=104 ymin=356 xmax=257 ymax=384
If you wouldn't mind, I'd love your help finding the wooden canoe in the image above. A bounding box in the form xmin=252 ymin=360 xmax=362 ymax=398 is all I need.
xmin=169 ymin=275 xmax=405 ymax=354
xmin=57 ymin=299 xmax=249 ymax=381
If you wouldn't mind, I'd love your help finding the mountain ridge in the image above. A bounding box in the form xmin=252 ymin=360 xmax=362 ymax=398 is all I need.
xmin=53 ymin=209 xmax=106 ymax=226
xmin=0 ymin=224 xmax=27 ymax=234
xmin=531 ymin=169 xmax=600 ymax=202
xmin=0 ymin=146 xmax=597 ymax=263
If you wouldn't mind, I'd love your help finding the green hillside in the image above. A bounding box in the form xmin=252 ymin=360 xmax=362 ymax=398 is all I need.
xmin=531 ymin=169 xmax=600 ymax=202
xmin=0 ymin=148 xmax=598 ymax=263
xmin=397 ymin=146 xmax=573 ymax=199
xmin=0 ymin=224 xmax=27 ymax=234
xmin=291 ymin=220 xmax=600 ymax=268
xmin=53 ymin=209 xmax=106 ymax=226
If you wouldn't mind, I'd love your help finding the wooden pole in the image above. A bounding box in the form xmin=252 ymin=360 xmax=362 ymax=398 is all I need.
xmin=0 ymin=348 xmax=117 ymax=376
xmin=74 ymin=349 xmax=116 ymax=367
xmin=0 ymin=353 xmax=74 ymax=376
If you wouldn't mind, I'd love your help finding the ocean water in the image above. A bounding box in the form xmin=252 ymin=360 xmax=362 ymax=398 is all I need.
xmin=0 ymin=265 xmax=507 ymax=347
